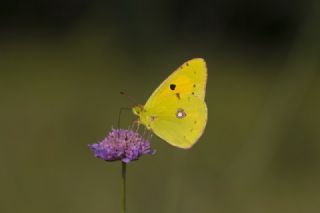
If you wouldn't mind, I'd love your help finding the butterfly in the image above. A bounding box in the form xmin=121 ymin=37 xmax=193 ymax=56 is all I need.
xmin=132 ymin=58 xmax=208 ymax=149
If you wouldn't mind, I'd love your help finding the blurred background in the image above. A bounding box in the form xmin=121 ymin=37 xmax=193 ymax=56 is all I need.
xmin=0 ymin=0 xmax=319 ymax=212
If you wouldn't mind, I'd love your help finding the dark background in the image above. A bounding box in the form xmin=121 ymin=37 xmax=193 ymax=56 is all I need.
xmin=1 ymin=0 xmax=319 ymax=212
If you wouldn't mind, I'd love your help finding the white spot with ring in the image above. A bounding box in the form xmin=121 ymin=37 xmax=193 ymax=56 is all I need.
xmin=176 ymin=108 xmax=186 ymax=119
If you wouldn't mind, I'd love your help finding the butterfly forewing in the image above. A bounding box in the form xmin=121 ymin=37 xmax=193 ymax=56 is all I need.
xmin=144 ymin=58 xmax=207 ymax=109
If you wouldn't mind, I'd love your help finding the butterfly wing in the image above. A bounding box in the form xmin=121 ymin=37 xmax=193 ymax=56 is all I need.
xmin=147 ymin=96 xmax=207 ymax=148
xmin=140 ymin=58 xmax=208 ymax=148
xmin=144 ymin=58 xmax=207 ymax=109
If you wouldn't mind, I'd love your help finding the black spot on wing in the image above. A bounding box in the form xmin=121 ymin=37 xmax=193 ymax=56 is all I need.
xmin=170 ymin=84 xmax=176 ymax=90
xmin=176 ymin=93 xmax=181 ymax=99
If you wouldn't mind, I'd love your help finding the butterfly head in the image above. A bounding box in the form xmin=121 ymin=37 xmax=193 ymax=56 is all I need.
xmin=132 ymin=105 xmax=144 ymax=117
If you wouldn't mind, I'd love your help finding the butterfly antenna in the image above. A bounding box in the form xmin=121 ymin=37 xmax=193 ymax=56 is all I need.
xmin=120 ymin=91 xmax=138 ymax=106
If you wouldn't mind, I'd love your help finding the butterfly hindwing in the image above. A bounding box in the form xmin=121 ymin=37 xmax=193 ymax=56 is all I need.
xmin=148 ymin=96 xmax=207 ymax=148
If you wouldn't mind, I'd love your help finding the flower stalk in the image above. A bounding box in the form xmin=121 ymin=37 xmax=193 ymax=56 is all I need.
xmin=122 ymin=162 xmax=127 ymax=213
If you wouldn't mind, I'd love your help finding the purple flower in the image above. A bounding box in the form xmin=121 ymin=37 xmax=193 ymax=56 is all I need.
xmin=89 ymin=129 xmax=155 ymax=163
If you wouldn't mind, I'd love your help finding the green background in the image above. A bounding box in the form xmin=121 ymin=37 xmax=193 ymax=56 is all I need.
xmin=1 ymin=1 xmax=319 ymax=212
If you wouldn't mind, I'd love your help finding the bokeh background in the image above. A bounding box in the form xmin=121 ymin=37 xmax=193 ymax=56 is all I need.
xmin=1 ymin=0 xmax=320 ymax=212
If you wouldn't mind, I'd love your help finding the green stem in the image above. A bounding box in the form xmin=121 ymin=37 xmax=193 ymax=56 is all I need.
xmin=122 ymin=162 xmax=127 ymax=213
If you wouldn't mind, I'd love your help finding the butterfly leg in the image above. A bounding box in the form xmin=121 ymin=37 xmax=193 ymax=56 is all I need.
xmin=146 ymin=129 xmax=153 ymax=141
xmin=143 ymin=126 xmax=147 ymax=136
xmin=131 ymin=119 xmax=141 ymax=132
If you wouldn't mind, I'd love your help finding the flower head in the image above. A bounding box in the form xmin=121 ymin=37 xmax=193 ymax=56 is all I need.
xmin=89 ymin=128 xmax=155 ymax=163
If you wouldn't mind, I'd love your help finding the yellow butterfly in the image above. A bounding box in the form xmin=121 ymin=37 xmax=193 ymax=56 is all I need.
xmin=132 ymin=58 xmax=208 ymax=149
